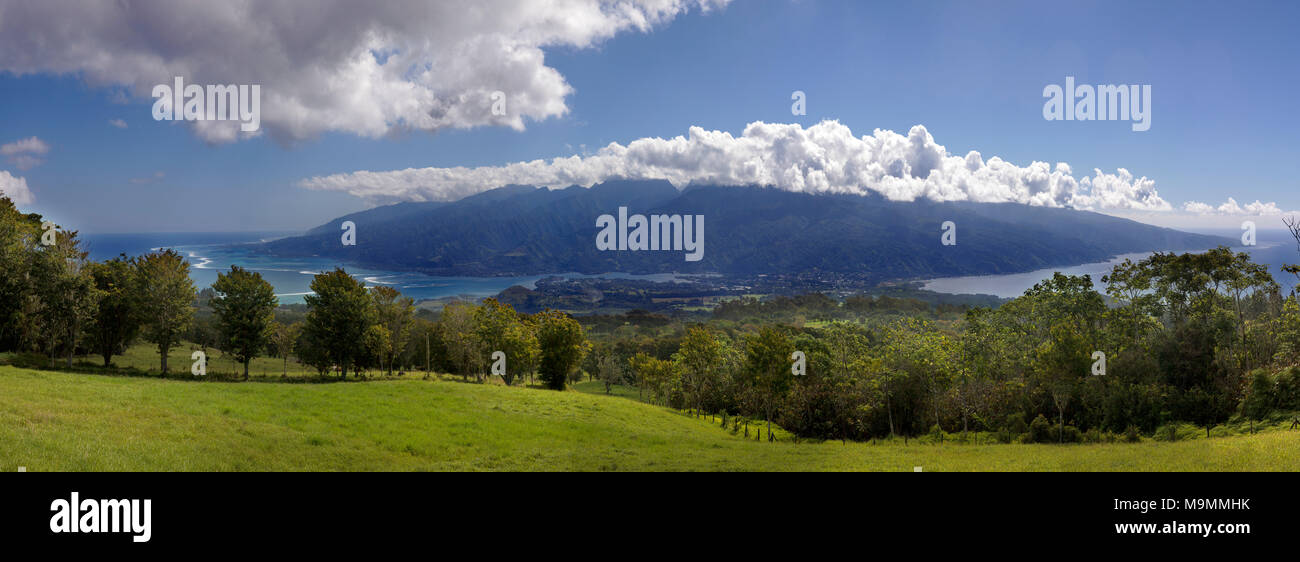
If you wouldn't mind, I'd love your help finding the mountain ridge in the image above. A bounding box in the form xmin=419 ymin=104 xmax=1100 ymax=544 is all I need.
xmin=255 ymin=180 xmax=1235 ymax=283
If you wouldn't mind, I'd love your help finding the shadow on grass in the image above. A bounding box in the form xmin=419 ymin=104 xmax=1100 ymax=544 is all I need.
xmin=2 ymin=354 xmax=447 ymax=385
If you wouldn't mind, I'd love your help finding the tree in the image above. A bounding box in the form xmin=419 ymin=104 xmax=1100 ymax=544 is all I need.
xmin=1033 ymin=321 xmax=1091 ymax=441
xmin=135 ymin=249 xmax=196 ymax=375
xmin=407 ymin=317 xmax=444 ymax=377
xmin=628 ymin=352 xmax=676 ymax=405
xmin=1102 ymin=257 xmax=1160 ymax=349
xmin=302 ymin=268 xmax=371 ymax=379
xmin=295 ymin=325 xmax=332 ymax=377
xmin=269 ymin=321 xmax=301 ymax=377
xmin=674 ymin=325 xmax=726 ymax=417
xmin=86 ymin=255 xmax=142 ymax=366
xmin=510 ymin=314 xmax=541 ymax=384
xmin=0 ymin=197 xmax=40 ymax=351
xmin=473 ymin=297 xmax=537 ymax=385
xmin=28 ymin=227 xmax=99 ymax=367
xmin=741 ymin=326 xmax=795 ymax=441
xmin=1222 ymin=250 xmax=1277 ymax=372
xmin=371 ymin=286 xmax=415 ymax=376
xmin=535 ymin=309 xmax=589 ymax=390
xmin=439 ymin=301 xmax=484 ymax=381
xmin=597 ymin=352 xmax=624 ymax=394
xmin=210 ymin=266 xmax=278 ymax=379
xmin=363 ymin=324 xmax=392 ymax=376
xmin=881 ymin=317 xmax=953 ymax=435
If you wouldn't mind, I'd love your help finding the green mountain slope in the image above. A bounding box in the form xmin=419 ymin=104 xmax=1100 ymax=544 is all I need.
xmin=257 ymin=181 xmax=1234 ymax=280
xmin=1 ymin=367 xmax=1292 ymax=471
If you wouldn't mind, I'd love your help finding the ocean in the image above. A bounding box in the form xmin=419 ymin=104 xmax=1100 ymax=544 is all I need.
xmin=82 ymin=227 xmax=1300 ymax=305
xmin=922 ymin=228 xmax=1300 ymax=298
xmin=80 ymin=232 xmax=695 ymax=304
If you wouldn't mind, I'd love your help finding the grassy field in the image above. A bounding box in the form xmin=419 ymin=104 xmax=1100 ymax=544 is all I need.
xmin=2 ymin=365 xmax=1297 ymax=471
xmin=9 ymin=340 xmax=380 ymax=380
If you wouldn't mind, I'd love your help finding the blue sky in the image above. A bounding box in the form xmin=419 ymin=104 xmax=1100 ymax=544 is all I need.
xmin=1 ymin=0 xmax=1297 ymax=233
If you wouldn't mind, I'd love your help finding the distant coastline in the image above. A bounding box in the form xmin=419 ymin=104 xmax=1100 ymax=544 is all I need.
xmin=923 ymin=241 xmax=1295 ymax=298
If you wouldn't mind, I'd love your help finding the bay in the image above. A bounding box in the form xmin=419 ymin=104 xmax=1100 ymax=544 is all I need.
xmin=81 ymin=232 xmax=695 ymax=304
xmin=922 ymin=228 xmax=1300 ymax=298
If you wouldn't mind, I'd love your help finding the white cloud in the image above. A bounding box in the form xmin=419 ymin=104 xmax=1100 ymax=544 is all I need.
xmin=109 ymin=118 xmax=128 ymax=129
xmin=0 ymin=136 xmax=50 ymax=170
xmin=299 ymin=119 xmax=1174 ymax=211
xmin=1182 ymin=197 xmax=1285 ymax=216
xmin=0 ymin=170 xmax=35 ymax=205
xmin=1107 ymin=197 xmax=1298 ymax=229
xmin=0 ymin=0 xmax=727 ymax=144
xmin=0 ymin=136 xmax=49 ymax=156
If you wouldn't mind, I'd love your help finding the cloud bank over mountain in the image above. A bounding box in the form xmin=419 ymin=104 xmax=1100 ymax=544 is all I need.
xmin=0 ymin=0 xmax=727 ymax=143
xmin=1182 ymin=198 xmax=1285 ymax=216
xmin=299 ymin=120 xmax=1175 ymax=211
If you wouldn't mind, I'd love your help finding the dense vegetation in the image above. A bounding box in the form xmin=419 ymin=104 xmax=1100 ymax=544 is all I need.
xmin=3 ymin=194 xmax=1299 ymax=452
xmin=580 ymin=250 xmax=1300 ymax=443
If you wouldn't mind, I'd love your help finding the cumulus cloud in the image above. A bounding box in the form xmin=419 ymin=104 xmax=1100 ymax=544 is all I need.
xmin=0 ymin=136 xmax=50 ymax=170
xmin=1182 ymin=197 xmax=1286 ymax=216
xmin=0 ymin=0 xmax=727 ymax=144
xmin=109 ymin=118 xmax=128 ymax=129
xmin=0 ymin=170 xmax=35 ymax=205
xmin=299 ymin=119 xmax=1174 ymax=211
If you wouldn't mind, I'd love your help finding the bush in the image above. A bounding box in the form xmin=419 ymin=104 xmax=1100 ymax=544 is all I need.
xmin=928 ymin=424 xmax=944 ymax=440
xmin=1025 ymin=414 xmax=1082 ymax=443
xmin=1153 ymin=422 xmax=1201 ymax=442
xmin=1240 ymin=369 xmax=1276 ymax=420
xmin=1028 ymin=414 xmax=1052 ymax=443
xmin=998 ymin=412 xmax=1028 ymax=443
xmin=1277 ymin=367 xmax=1300 ymax=410
xmin=1124 ymin=425 xmax=1142 ymax=443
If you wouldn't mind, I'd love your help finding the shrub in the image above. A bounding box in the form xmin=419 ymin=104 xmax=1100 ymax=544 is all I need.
xmin=1240 ymin=369 xmax=1275 ymax=420
xmin=999 ymin=412 xmax=1029 ymax=442
xmin=1277 ymin=367 xmax=1300 ymax=410
xmin=1153 ymin=422 xmax=1200 ymax=442
xmin=1028 ymin=414 xmax=1052 ymax=443
xmin=1124 ymin=425 xmax=1141 ymax=443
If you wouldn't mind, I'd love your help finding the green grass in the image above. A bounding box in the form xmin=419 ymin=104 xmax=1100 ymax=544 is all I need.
xmin=31 ymin=340 xmax=416 ymax=380
xmin=2 ymin=365 xmax=1298 ymax=471
xmin=106 ymin=341 xmax=325 ymax=378
xmin=572 ymin=380 xmax=644 ymax=401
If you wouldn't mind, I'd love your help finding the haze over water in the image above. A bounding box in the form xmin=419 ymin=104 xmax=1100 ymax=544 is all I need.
xmin=923 ymin=228 xmax=1300 ymax=298
xmin=81 ymin=232 xmax=694 ymax=304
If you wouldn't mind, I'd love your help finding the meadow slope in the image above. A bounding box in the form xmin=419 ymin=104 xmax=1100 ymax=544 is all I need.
xmin=0 ymin=366 xmax=1296 ymax=471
